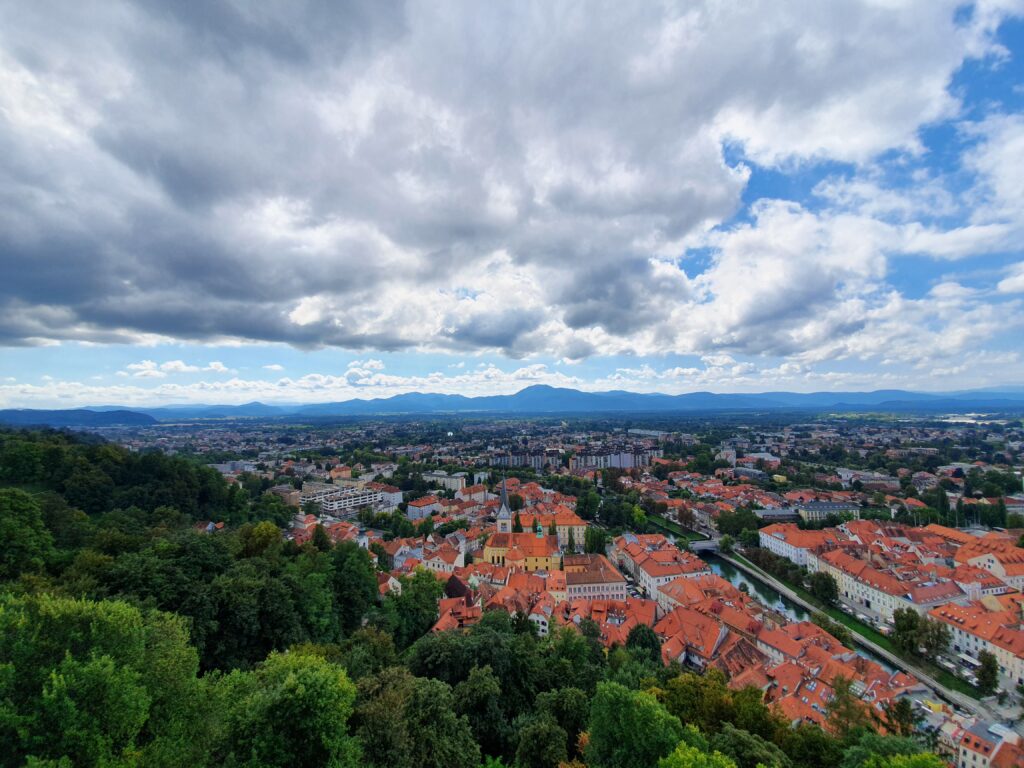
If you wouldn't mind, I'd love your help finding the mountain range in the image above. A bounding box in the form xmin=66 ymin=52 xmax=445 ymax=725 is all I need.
xmin=3 ymin=385 xmax=1024 ymax=426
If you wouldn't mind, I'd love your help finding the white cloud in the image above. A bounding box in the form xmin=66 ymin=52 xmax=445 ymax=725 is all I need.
xmin=0 ymin=0 xmax=1020 ymax=366
xmin=123 ymin=360 xmax=167 ymax=378
xmin=6 ymin=347 xmax=1024 ymax=410
xmin=262 ymin=363 xmax=284 ymax=371
xmin=160 ymin=359 xmax=200 ymax=373
xmin=997 ymin=263 xmax=1024 ymax=294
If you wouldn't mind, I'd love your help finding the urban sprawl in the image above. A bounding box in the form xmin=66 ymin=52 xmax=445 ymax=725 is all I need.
xmin=95 ymin=414 xmax=1024 ymax=765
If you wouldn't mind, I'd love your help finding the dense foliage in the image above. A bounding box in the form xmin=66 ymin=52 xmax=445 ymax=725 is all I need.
xmin=0 ymin=429 xmax=945 ymax=767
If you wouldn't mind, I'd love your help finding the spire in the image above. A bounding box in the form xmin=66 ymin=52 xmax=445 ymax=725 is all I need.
xmin=496 ymin=475 xmax=512 ymax=532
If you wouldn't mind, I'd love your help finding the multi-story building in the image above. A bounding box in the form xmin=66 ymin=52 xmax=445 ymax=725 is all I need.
xmin=516 ymin=509 xmax=588 ymax=550
xmin=324 ymin=488 xmax=384 ymax=515
xmin=759 ymin=524 xmax=839 ymax=567
xmin=563 ymin=554 xmax=628 ymax=601
xmin=930 ymin=597 xmax=1024 ymax=689
xmin=407 ymin=495 xmax=442 ymax=520
xmin=423 ymin=470 xmax=468 ymax=492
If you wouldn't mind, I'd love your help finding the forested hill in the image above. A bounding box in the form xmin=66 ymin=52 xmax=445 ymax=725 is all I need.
xmin=0 ymin=408 xmax=156 ymax=426
xmin=0 ymin=428 xmax=944 ymax=768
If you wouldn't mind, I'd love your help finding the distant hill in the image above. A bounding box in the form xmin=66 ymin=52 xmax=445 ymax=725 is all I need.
xmin=0 ymin=409 xmax=157 ymax=427
xmin=236 ymin=385 xmax=1024 ymax=416
xmin=132 ymin=401 xmax=292 ymax=420
xmin=6 ymin=385 xmax=1024 ymax=423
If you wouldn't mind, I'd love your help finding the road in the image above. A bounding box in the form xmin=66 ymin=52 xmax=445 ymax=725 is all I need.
xmin=717 ymin=552 xmax=1005 ymax=724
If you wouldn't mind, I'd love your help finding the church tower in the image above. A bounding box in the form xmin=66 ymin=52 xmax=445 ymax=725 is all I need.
xmin=496 ymin=476 xmax=512 ymax=534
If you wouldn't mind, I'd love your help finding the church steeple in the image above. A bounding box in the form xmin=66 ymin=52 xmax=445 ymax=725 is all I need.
xmin=496 ymin=476 xmax=512 ymax=534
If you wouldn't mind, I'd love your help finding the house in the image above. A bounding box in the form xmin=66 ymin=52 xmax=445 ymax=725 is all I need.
xmin=422 ymin=544 xmax=465 ymax=574
xmin=407 ymin=495 xmax=442 ymax=520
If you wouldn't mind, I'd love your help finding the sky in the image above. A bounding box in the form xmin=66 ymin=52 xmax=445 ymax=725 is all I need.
xmin=2 ymin=1 xmax=1024 ymax=407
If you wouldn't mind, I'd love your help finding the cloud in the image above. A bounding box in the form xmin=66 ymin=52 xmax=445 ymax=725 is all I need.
xmin=117 ymin=358 xmax=236 ymax=377
xmin=160 ymin=359 xmax=200 ymax=373
xmin=262 ymin=363 xmax=284 ymax=371
xmin=0 ymin=0 xmax=1020 ymax=366
xmin=123 ymin=360 xmax=166 ymax=378
xmin=998 ymin=262 xmax=1024 ymax=294
xmin=5 ymin=346 xmax=1024 ymax=410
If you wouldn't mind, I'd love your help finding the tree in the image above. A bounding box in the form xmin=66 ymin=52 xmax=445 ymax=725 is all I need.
xmin=827 ymin=676 xmax=871 ymax=742
xmin=513 ymin=512 xmax=524 ymax=533
xmin=838 ymin=732 xmax=926 ymax=768
xmin=0 ymin=592 xmax=202 ymax=768
xmin=353 ymin=667 xmax=419 ymax=768
xmin=567 ymin=528 xmax=577 ymax=554
xmin=977 ymin=650 xmax=999 ymax=695
xmin=453 ymin=665 xmax=510 ymax=758
xmin=214 ymin=651 xmax=361 ymax=768
xmin=807 ymin=572 xmax=838 ymax=605
xmin=778 ymin=724 xmax=843 ymax=768
xmin=891 ymin=608 xmax=921 ymax=655
xmin=584 ymin=526 xmax=608 ymax=554
xmin=919 ymin=619 xmax=949 ymax=658
xmin=402 ymin=677 xmax=481 ymax=768
xmin=332 ymin=540 xmax=378 ymax=634
xmin=370 ymin=541 xmax=389 ymax=569
xmin=535 ymin=687 xmax=589 ymax=759
xmin=514 ymin=715 xmax=568 ymax=768
xmin=207 ymin=560 xmax=304 ymax=669
xmin=586 ymin=682 xmax=683 ymax=768
xmin=381 ymin=568 xmax=445 ymax=649
xmin=739 ymin=529 xmax=760 ymax=549
xmin=335 ymin=626 xmax=398 ymax=681
xmin=239 ymin=520 xmax=282 ymax=558
xmin=881 ymin=698 xmax=920 ymax=738
xmin=716 ymin=509 xmax=761 ymax=537
xmin=0 ymin=488 xmax=55 ymax=578
xmin=719 ymin=534 xmax=734 ymax=553
xmin=576 ymin=490 xmax=600 ymax=520
xmin=862 ymin=756 xmax=944 ymax=768
xmin=708 ymin=723 xmax=791 ymax=768
xmin=658 ymin=670 xmax=734 ymax=736
xmin=625 ymin=624 xmax=662 ymax=665
xmin=34 ymin=653 xmax=152 ymax=767
xmin=312 ymin=523 xmax=332 ymax=551
xmin=657 ymin=742 xmax=737 ymax=768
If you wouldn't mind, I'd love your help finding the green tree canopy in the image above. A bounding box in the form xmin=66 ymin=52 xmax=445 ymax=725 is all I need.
xmin=586 ymin=681 xmax=684 ymax=768
xmin=0 ymin=488 xmax=55 ymax=578
xmin=213 ymin=650 xmax=361 ymax=768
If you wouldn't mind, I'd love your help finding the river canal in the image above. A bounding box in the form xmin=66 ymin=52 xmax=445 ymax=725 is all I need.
xmin=705 ymin=553 xmax=893 ymax=672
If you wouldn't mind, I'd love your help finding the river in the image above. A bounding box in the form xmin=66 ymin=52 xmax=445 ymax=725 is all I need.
xmin=706 ymin=554 xmax=810 ymax=623
xmin=705 ymin=553 xmax=894 ymax=672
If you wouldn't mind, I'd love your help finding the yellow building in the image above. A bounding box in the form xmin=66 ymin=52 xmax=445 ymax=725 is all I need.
xmin=517 ymin=510 xmax=588 ymax=550
xmin=483 ymin=531 xmax=562 ymax=572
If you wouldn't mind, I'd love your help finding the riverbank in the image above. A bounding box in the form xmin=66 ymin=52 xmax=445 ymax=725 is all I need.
xmin=646 ymin=513 xmax=707 ymax=542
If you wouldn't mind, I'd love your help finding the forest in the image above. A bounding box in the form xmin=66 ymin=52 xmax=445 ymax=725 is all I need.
xmin=0 ymin=428 xmax=945 ymax=768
